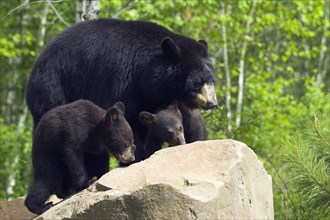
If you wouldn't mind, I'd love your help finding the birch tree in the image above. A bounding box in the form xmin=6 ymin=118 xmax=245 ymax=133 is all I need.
xmin=220 ymin=2 xmax=232 ymax=135
xmin=235 ymin=0 xmax=257 ymax=128
xmin=76 ymin=0 xmax=100 ymax=22
xmin=316 ymin=0 xmax=329 ymax=87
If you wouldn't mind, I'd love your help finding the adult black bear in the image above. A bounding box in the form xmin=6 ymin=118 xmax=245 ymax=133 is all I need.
xmin=139 ymin=101 xmax=186 ymax=158
xmin=26 ymin=19 xmax=218 ymax=162
xmin=24 ymin=100 xmax=135 ymax=214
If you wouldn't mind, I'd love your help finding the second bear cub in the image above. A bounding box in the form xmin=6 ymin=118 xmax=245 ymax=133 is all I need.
xmin=25 ymin=100 xmax=135 ymax=214
xmin=139 ymin=101 xmax=185 ymax=158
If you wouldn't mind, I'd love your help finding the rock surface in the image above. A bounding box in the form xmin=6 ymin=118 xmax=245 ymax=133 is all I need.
xmin=35 ymin=139 xmax=274 ymax=220
xmin=0 ymin=197 xmax=37 ymax=220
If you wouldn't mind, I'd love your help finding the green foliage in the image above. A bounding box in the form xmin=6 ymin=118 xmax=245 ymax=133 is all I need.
xmin=283 ymin=115 xmax=330 ymax=218
xmin=110 ymin=156 xmax=119 ymax=170
xmin=0 ymin=117 xmax=32 ymax=201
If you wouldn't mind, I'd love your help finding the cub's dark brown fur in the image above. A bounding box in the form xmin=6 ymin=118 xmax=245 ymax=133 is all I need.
xmin=25 ymin=100 xmax=135 ymax=214
xmin=139 ymin=101 xmax=185 ymax=159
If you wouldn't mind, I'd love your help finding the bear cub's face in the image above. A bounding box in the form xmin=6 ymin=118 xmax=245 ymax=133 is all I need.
xmin=139 ymin=102 xmax=186 ymax=146
xmin=103 ymin=102 xmax=136 ymax=163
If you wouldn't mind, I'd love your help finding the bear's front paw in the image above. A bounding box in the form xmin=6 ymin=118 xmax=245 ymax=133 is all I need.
xmin=42 ymin=201 xmax=53 ymax=213
xmin=88 ymin=176 xmax=98 ymax=185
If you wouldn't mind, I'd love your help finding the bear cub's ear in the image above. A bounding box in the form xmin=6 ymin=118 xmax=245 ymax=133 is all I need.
xmin=106 ymin=107 xmax=121 ymax=123
xmin=106 ymin=102 xmax=125 ymax=123
xmin=198 ymin=40 xmax=208 ymax=50
xmin=113 ymin=101 xmax=125 ymax=114
xmin=161 ymin=37 xmax=180 ymax=60
xmin=139 ymin=111 xmax=156 ymax=126
xmin=169 ymin=100 xmax=180 ymax=113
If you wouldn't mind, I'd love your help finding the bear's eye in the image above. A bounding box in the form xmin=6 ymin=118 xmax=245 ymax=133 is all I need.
xmin=193 ymin=78 xmax=204 ymax=90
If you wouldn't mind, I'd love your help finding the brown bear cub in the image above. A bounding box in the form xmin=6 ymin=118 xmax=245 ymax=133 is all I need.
xmin=139 ymin=101 xmax=186 ymax=159
xmin=25 ymin=100 xmax=135 ymax=214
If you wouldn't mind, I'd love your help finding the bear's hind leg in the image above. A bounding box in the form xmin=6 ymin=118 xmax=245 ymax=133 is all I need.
xmin=63 ymin=146 xmax=89 ymax=192
xmin=25 ymin=180 xmax=54 ymax=214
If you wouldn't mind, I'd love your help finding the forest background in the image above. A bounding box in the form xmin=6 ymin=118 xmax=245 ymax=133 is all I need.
xmin=0 ymin=0 xmax=329 ymax=219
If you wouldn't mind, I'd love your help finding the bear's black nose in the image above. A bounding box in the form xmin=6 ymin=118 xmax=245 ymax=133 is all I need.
xmin=206 ymin=102 xmax=218 ymax=109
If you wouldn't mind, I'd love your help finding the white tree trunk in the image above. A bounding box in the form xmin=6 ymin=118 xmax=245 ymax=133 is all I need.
xmin=76 ymin=0 xmax=100 ymax=22
xmin=316 ymin=35 xmax=328 ymax=87
xmin=220 ymin=3 xmax=232 ymax=134
xmin=37 ymin=3 xmax=50 ymax=50
xmin=235 ymin=0 xmax=257 ymax=128
xmin=316 ymin=0 xmax=330 ymax=87
xmin=5 ymin=0 xmax=29 ymax=198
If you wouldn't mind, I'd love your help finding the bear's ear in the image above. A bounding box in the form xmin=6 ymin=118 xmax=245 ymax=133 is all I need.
xmin=162 ymin=37 xmax=180 ymax=60
xmin=106 ymin=107 xmax=120 ymax=123
xmin=139 ymin=111 xmax=156 ymax=126
xmin=199 ymin=40 xmax=208 ymax=50
xmin=170 ymin=100 xmax=180 ymax=112
xmin=113 ymin=101 xmax=125 ymax=114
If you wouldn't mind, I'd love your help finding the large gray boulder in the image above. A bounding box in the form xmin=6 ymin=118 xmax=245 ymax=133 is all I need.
xmin=35 ymin=139 xmax=273 ymax=220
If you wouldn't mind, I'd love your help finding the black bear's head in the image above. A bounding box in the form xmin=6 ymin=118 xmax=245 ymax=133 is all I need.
xmin=161 ymin=37 xmax=218 ymax=110
xmin=139 ymin=101 xmax=186 ymax=146
xmin=103 ymin=102 xmax=136 ymax=163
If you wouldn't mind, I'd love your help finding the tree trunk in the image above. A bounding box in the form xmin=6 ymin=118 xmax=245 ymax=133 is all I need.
xmin=316 ymin=0 xmax=329 ymax=87
xmin=220 ymin=2 xmax=232 ymax=135
xmin=76 ymin=0 xmax=100 ymax=22
xmin=235 ymin=0 xmax=257 ymax=128
xmin=316 ymin=35 xmax=328 ymax=87
xmin=5 ymin=0 xmax=30 ymax=198
xmin=37 ymin=4 xmax=50 ymax=51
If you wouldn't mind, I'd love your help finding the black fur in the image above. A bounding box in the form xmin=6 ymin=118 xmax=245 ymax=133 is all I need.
xmin=24 ymin=100 xmax=135 ymax=214
xmin=179 ymin=103 xmax=208 ymax=142
xmin=139 ymin=101 xmax=185 ymax=158
xmin=26 ymin=19 xmax=216 ymax=162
